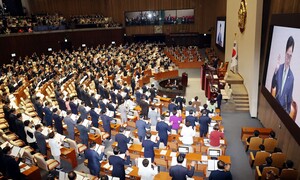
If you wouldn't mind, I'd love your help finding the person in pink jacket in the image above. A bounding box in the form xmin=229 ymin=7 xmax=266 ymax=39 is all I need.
xmin=169 ymin=111 xmax=182 ymax=132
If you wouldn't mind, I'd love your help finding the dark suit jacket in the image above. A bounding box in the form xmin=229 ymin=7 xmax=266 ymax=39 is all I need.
xmin=101 ymin=114 xmax=112 ymax=133
xmin=57 ymin=97 xmax=67 ymax=111
xmin=139 ymin=100 xmax=149 ymax=117
xmin=91 ymin=97 xmax=98 ymax=108
xmin=8 ymin=113 xmax=17 ymax=133
xmin=110 ymin=90 xmax=117 ymax=104
xmin=85 ymin=148 xmax=104 ymax=175
xmin=272 ymin=64 xmax=294 ymax=113
xmin=115 ymin=133 xmax=131 ymax=153
xmin=35 ymin=131 xmax=47 ymax=155
xmin=169 ymin=164 xmax=195 ymax=180
xmin=90 ymin=109 xmax=100 ymax=128
xmin=69 ymin=102 xmax=78 ymax=114
xmin=3 ymin=154 xmax=23 ymax=179
xmin=209 ymin=170 xmax=232 ymax=180
xmin=43 ymin=106 xmax=53 ymax=126
xmin=142 ymin=139 xmax=159 ymax=162
xmin=117 ymin=94 xmax=123 ymax=105
xmin=199 ymin=115 xmax=211 ymax=132
xmin=135 ymin=91 xmax=142 ymax=104
xmin=53 ymin=113 xmax=63 ymax=134
xmin=168 ymin=103 xmax=177 ymax=112
xmin=109 ymin=155 xmax=130 ymax=180
xmin=77 ymin=124 xmax=89 ymax=144
xmin=15 ymin=119 xmax=26 ymax=143
xmin=185 ymin=115 xmax=197 ymax=128
xmin=156 ymin=121 xmax=171 ymax=142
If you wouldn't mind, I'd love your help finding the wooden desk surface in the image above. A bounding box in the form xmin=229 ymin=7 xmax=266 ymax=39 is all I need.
xmin=218 ymin=155 xmax=231 ymax=164
xmin=154 ymin=172 xmax=203 ymax=180
xmin=20 ymin=164 xmax=41 ymax=179
xmin=212 ymin=115 xmax=222 ymax=121
xmin=129 ymin=144 xmax=143 ymax=152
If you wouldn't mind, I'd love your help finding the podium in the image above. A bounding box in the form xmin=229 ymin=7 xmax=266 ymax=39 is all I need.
xmin=182 ymin=72 xmax=188 ymax=87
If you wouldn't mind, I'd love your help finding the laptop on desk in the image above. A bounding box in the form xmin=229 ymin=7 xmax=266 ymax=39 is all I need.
xmin=208 ymin=149 xmax=221 ymax=158
xmin=178 ymin=146 xmax=189 ymax=154
xmin=90 ymin=129 xmax=96 ymax=135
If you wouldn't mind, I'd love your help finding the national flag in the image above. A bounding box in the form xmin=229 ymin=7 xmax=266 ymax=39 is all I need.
xmin=230 ymin=40 xmax=238 ymax=73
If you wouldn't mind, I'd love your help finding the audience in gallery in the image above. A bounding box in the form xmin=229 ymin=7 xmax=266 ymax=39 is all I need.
xmin=0 ymin=13 xmax=121 ymax=34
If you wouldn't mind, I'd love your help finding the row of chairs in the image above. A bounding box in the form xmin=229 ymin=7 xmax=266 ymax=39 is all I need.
xmin=245 ymin=137 xmax=277 ymax=152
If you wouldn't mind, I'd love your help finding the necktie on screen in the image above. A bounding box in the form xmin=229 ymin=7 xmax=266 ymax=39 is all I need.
xmin=281 ymin=69 xmax=287 ymax=95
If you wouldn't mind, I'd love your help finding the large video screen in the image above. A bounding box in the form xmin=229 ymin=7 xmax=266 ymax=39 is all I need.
xmin=265 ymin=26 xmax=300 ymax=127
xmin=215 ymin=17 xmax=226 ymax=51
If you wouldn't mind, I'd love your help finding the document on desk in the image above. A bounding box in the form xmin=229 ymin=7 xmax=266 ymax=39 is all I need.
xmin=94 ymin=144 xmax=105 ymax=155
xmin=201 ymin=155 xmax=208 ymax=161
xmin=70 ymin=114 xmax=78 ymax=121
xmin=213 ymin=75 xmax=218 ymax=79
xmin=125 ymin=167 xmax=133 ymax=174
xmin=20 ymin=165 xmax=30 ymax=173
xmin=41 ymin=127 xmax=50 ymax=136
xmin=82 ymin=119 xmax=91 ymax=128
xmin=11 ymin=146 xmax=22 ymax=157
xmin=220 ymin=139 xmax=225 ymax=144
xmin=208 ymin=160 xmax=218 ymax=171
xmin=55 ymin=134 xmax=65 ymax=143
xmin=124 ymin=131 xmax=131 ymax=138
xmin=151 ymin=135 xmax=158 ymax=142
xmin=160 ymin=150 xmax=167 ymax=155
xmin=103 ymin=163 xmax=111 ymax=169
xmin=85 ymin=106 xmax=91 ymax=112
xmin=170 ymin=152 xmax=177 ymax=157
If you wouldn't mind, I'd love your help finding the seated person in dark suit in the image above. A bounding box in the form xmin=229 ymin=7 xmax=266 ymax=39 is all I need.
xmin=108 ymin=147 xmax=131 ymax=180
xmin=259 ymin=157 xmax=273 ymax=172
xmin=283 ymin=160 xmax=295 ymax=170
xmin=209 ymin=160 xmax=232 ymax=180
xmin=246 ymin=130 xmax=260 ymax=143
xmin=169 ymin=154 xmax=195 ymax=180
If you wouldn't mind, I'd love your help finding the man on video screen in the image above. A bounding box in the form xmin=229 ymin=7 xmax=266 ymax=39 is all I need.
xmin=271 ymin=36 xmax=295 ymax=114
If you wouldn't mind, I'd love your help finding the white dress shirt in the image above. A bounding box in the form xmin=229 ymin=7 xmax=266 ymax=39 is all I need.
xmin=48 ymin=138 xmax=61 ymax=156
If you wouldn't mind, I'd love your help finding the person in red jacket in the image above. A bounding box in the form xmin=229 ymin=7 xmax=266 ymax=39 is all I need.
xmin=209 ymin=124 xmax=224 ymax=147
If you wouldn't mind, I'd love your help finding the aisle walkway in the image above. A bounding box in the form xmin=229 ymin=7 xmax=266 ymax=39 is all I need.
xmin=181 ymin=67 xmax=263 ymax=179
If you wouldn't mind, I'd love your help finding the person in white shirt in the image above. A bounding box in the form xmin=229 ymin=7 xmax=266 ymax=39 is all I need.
xmin=148 ymin=106 xmax=160 ymax=126
xmin=24 ymin=120 xmax=38 ymax=150
xmin=48 ymin=131 xmax=62 ymax=170
xmin=180 ymin=121 xmax=196 ymax=146
xmin=138 ymin=158 xmax=158 ymax=180
xmin=207 ymin=99 xmax=217 ymax=113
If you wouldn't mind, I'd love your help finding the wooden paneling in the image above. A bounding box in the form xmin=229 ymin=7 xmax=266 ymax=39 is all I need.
xmin=0 ymin=28 xmax=124 ymax=64
xmin=26 ymin=0 xmax=102 ymax=16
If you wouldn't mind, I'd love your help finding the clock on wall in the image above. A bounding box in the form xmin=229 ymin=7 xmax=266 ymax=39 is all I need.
xmin=238 ymin=0 xmax=247 ymax=33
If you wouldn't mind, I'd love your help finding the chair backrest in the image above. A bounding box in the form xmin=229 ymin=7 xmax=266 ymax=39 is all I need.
xmin=34 ymin=153 xmax=49 ymax=171
xmin=91 ymin=127 xmax=101 ymax=135
xmin=23 ymin=149 xmax=36 ymax=165
xmin=261 ymin=167 xmax=280 ymax=180
xmin=280 ymin=169 xmax=299 ymax=180
xmin=271 ymin=153 xmax=286 ymax=168
xmin=254 ymin=151 xmax=271 ymax=166
xmin=263 ymin=138 xmax=277 ymax=152
xmin=66 ymin=138 xmax=79 ymax=154
xmin=249 ymin=137 xmax=263 ymax=151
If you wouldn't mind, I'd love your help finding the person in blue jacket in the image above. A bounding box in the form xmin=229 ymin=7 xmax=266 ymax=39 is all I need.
xmin=115 ymin=127 xmax=131 ymax=153
xmin=156 ymin=115 xmax=172 ymax=146
xmin=169 ymin=154 xmax=196 ymax=180
xmin=142 ymin=132 xmax=160 ymax=162
xmin=85 ymin=142 xmax=105 ymax=177
xmin=90 ymin=107 xmax=100 ymax=128
xmin=109 ymin=147 xmax=131 ymax=180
